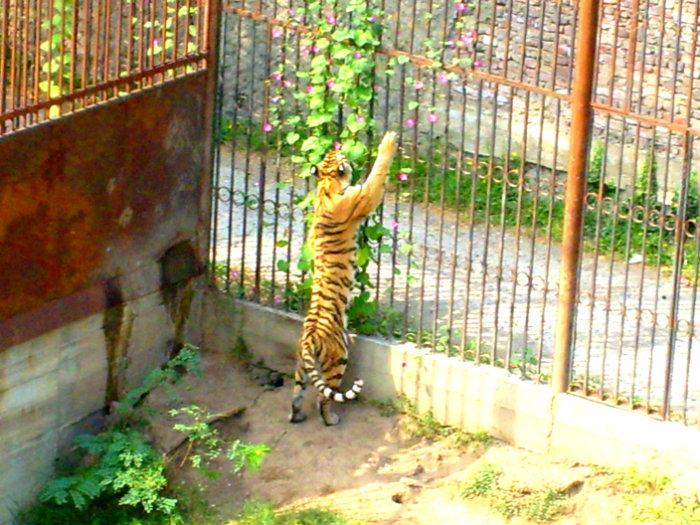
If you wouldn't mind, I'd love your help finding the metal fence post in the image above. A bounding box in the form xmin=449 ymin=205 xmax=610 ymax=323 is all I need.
xmin=201 ymin=0 xmax=223 ymax=278
xmin=552 ymin=0 xmax=601 ymax=395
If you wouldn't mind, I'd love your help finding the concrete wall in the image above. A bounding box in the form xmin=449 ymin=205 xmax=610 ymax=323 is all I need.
xmin=205 ymin=293 xmax=700 ymax=488
xmin=0 ymin=282 xmax=204 ymax=524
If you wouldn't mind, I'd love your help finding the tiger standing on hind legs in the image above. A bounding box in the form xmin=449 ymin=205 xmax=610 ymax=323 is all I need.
xmin=289 ymin=131 xmax=399 ymax=426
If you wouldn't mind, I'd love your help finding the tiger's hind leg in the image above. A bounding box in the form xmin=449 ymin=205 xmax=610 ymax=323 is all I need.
xmin=317 ymin=362 xmax=346 ymax=426
xmin=289 ymin=364 xmax=308 ymax=423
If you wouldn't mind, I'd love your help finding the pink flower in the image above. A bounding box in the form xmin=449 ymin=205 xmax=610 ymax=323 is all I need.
xmin=334 ymin=141 xmax=342 ymax=150
xmin=326 ymin=79 xmax=336 ymax=89
xmin=354 ymin=51 xmax=363 ymax=59
xmin=466 ymin=30 xmax=477 ymax=40
xmin=414 ymin=80 xmax=424 ymax=90
xmin=272 ymin=72 xmax=282 ymax=82
xmin=288 ymin=8 xmax=296 ymax=16
xmin=369 ymin=15 xmax=377 ymax=22
xmin=356 ymin=114 xmax=365 ymax=123
xmin=272 ymin=26 xmax=284 ymax=38
xmin=389 ymin=219 xmax=399 ymax=229
xmin=460 ymin=33 xmax=473 ymax=45
xmin=437 ymin=72 xmax=449 ymax=84
xmin=326 ymin=14 xmax=336 ymax=24
xmin=302 ymin=47 xmax=311 ymax=57
xmin=473 ymin=59 xmax=483 ymax=68
xmin=455 ymin=2 xmax=466 ymax=12
xmin=230 ymin=269 xmax=240 ymax=279
xmin=446 ymin=39 xmax=455 ymax=48
xmin=153 ymin=38 xmax=161 ymax=48
xmin=311 ymin=45 xmax=320 ymax=53
xmin=405 ymin=118 xmax=416 ymax=128
xmin=274 ymin=295 xmax=282 ymax=305
xmin=306 ymin=85 xmax=315 ymax=93
xmin=427 ymin=113 xmax=438 ymax=123
xmin=398 ymin=172 xmax=408 ymax=181
xmin=270 ymin=96 xmax=280 ymax=104
xmin=262 ymin=122 xmax=273 ymax=133
xmin=282 ymin=80 xmax=293 ymax=88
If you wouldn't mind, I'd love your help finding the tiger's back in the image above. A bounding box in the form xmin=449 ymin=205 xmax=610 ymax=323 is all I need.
xmin=289 ymin=131 xmax=398 ymax=426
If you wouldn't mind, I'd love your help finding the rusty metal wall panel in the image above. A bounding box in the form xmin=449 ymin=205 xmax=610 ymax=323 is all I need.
xmin=0 ymin=72 xmax=209 ymax=347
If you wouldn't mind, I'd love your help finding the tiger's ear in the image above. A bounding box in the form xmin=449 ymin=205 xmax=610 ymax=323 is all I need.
xmin=338 ymin=164 xmax=345 ymax=175
xmin=310 ymin=165 xmax=318 ymax=177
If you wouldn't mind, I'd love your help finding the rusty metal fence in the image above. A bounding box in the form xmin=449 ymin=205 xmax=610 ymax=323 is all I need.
xmin=211 ymin=0 xmax=700 ymax=427
xmin=0 ymin=0 xmax=219 ymax=348
xmin=1 ymin=0 xmax=211 ymax=135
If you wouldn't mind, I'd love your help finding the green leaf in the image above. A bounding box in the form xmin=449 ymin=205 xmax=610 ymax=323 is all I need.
xmin=356 ymin=245 xmax=371 ymax=267
xmin=286 ymin=132 xmax=300 ymax=145
xmin=397 ymin=55 xmax=410 ymax=65
xmin=307 ymin=112 xmax=333 ymax=127
xmin=332 ymin=48 xmax=352 ymax=60
xmin=408 ymin=101 xmax=420 ymax=110
xmin=276 ymin=259 xmax=290 ymax=272
xmin=275 ymin=239 xmax=289 ymax=248
xmin=301 ymin=136 xmax=319 ymax=152
xmin=343 ymin=140 xmax=368 ymax=162
xmin=399 ymin=242 xmax=413 ymax=255
xmin=347 ymin=113 xmax=367 ymax=134
xmin=297 ymin=191 xmax=315 ymax=210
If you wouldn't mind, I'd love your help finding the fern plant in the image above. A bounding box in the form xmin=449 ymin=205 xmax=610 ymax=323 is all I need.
xmin=31 ymin=345 xmax=269 ymax=522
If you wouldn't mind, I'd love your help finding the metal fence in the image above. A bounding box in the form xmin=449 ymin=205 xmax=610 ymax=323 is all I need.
xmin=211 ymin=0 xmax=700 ymax=428
xmin=0 ymin=0 xmax=210 ymax=135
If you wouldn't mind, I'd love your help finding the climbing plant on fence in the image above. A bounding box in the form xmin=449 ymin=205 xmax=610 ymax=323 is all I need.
xmin=257 ymin=0 xmax=481 ymax=334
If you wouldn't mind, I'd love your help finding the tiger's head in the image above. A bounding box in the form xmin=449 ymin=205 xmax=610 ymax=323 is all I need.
xmin=311 ymin=150 xmax=353 ymax=196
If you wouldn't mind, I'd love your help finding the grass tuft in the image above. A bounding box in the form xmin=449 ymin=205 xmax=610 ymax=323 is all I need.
xmin=234 ymin=500 xmax=354 ymax=525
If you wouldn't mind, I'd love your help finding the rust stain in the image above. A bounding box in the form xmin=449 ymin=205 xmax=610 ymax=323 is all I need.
xmin=0 ymin=72 xmax=208 ymax=343
xmin=0 ymin=147 xmax=102 ymax=320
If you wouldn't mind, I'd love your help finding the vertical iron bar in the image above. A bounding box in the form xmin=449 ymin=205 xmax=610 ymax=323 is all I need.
xmin=553 ymin=0 xmax=600 ymax=394
xmin=201 ymin=0 xmax=222 ymax=276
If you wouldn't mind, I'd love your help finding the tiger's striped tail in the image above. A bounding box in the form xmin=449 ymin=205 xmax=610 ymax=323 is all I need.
xmin=305 ymin=363 xmax=363 ymax=402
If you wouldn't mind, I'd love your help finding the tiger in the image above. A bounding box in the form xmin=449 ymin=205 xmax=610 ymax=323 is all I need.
xmin=289 ymin=131 xmax=398 ymax=426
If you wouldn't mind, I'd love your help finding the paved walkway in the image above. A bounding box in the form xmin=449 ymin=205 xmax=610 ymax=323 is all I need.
xmin=211 ymin=146 xmax=699 ymax=424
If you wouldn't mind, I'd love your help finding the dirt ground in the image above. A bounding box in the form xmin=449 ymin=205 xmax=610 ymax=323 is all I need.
xmin=146 ymin=351 xmax=699 ymax=525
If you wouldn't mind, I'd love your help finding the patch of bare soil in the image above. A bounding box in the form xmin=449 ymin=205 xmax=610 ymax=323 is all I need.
xmin=146 ymin=351 xmax=698 ymax=525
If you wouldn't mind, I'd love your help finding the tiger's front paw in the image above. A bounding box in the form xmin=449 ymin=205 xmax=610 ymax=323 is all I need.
xmin=378 ymin=131 xmax=398 ymax=159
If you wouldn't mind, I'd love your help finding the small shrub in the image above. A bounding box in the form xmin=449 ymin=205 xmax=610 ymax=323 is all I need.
xmin=607 ymin=466 xmax=671 ymax=495
xmin=460 ymin=464 xmax=501 ymax=497
xmin=25 ymin=345 xmax=269 ymax=524
xmin=520 ymin=489 xmax=566 ymax=522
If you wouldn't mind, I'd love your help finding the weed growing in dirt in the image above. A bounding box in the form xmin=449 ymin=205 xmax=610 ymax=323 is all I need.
xmin=594 ymin=465 xmax=700 ymax=524
xmin=374 ymin=395 xmax=492 ymax=450
xmin=234 ymin=499 xmax=354 ymax=525
xmin=366 ymin=398 xmax=403 ymax=417
xmin=460 ymin=464 xmax=501 ymax=497
xmin=21 ymin=345 xmax=269 ymax=525
xmin=629 ymin=493 xmax=700 ymax=524
xmin=230 ymin=336 xmax=254 ymax=364
xmin=604 ymin=466 xmax=671 ymax=495
xmin=460 ymin=464 xmax=568 ymax=522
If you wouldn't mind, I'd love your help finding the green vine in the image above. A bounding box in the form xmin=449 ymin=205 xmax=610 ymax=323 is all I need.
xmin=266 ymin=0 xmax=395 ymax=332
